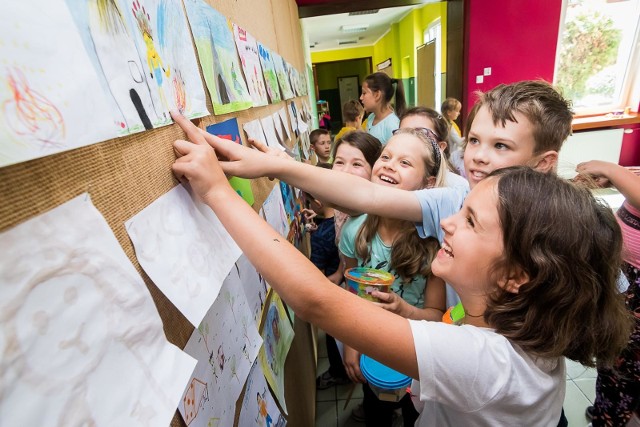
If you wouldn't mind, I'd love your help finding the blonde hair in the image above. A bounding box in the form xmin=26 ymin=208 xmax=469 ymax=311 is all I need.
xmin=354 ymin=128 xmax=447 ymax=282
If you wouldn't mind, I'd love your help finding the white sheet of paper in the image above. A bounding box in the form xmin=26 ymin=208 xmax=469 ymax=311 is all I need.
xmin=179 ymin=270 xmax=262 ymax=426
xmin=126 ymin=184 xmax=242 ymax=326
xmin=0 ymin=0 xmax=118 ymax=167
xmin=260 ymin=184 xmax=290 ymax=238
xmin=232 ymin=24 xmax=269 ymax=107
xmin=235 ymin=254 xmax=270 ymax=326
xmin=238 ymin=361 xmax=286 ymax=427
xmin=277 ymin=107 xmax=291 ymax=142
xmin=260 ymin=115 xmax=286 ymax=152
xmin=243 ymin=119 xmax=267 ymax=146
xmin=0 ymin=194 xmax=196 ymax=427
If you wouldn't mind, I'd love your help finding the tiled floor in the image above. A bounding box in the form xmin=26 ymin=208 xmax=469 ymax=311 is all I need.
xmin=315 ymin=329 xmax=598 ymax=427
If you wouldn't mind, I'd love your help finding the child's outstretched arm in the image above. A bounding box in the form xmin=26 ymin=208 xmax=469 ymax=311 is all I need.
xmin=171 ymin=113 xmax=419 ymax=379
xmin=171 ymin=112 xmax=423 ymax=222
xmin=577 ymin=160 xmax=640 ymax=209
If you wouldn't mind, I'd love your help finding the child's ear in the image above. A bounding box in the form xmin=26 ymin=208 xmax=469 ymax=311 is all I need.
xmin=438 ymin=141 xmax=448 ymax=152
xmin=497 ymin=267 xmax=530 ymax=294
xmin=532 ymin=150 xmax=558 ymax=173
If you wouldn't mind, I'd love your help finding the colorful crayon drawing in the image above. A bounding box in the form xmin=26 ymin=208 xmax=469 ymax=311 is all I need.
xmin=258 ymin=291 xmax=294 ymax=414
xmin=183 ymin=0 xmax=252 ymax=114
xmin=206 ymin=118 xmax=255 ymax=206
xmin=65 ymin=0 xmax=207 ymax=134
xmin=0 ymin=0 xmax=118 ymax=167
xmin=271 ymin=52 xmax=294 ymax=100
xmin=232 ymin=24 xmax=269 ymax=107
xmin=256 ymin=42 xmax=282 ymax=104
xmin=239 ymin=362 xmax=286 ymax=427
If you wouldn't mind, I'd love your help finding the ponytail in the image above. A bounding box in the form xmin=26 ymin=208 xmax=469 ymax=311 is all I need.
xmin=365 ymin=72 xmax=406 ymax=117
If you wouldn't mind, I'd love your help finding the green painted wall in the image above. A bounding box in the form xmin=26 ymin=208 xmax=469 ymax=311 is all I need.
xmin=314 ymin=58 xmax=371 ymax=91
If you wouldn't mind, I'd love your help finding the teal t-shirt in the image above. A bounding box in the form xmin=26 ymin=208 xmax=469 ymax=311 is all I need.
xmin=339 ymin=214 xmax=426 ymax=308
xmin=365 ymin=112 xmax=399 ymax=145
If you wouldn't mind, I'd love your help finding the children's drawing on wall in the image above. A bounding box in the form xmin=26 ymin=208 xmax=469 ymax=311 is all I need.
xmin=258 ymin=290 xmax=294 ymax=414
xmin=126 ymin=184 xmax=242 ymax=326
xmin=235 ymin=254 xmax=270 ymax=326
xmin=260 ymin=183 xmax=290 ymax=238
xmin=0 ymin=1 xmax=118 ymax=167
xmin=183 ymin=0 xmax=252 ymax=114
xmin=278 ymin=181 xmax=297 ymax=226
xmin=0 ymin=194 xmax=197 ymax=427
xmin=232 ymin=24 xmax=269 ymax=107
xmin=239 ymin=361 xmax=286 ymax=427
xmin=206 ymin=118 xmax=255 ymax=205
xmin=260 ymin=115 xmax=286 ymax=152
xmin=135 ymin=0 xmax=207 ymax=117
xmin=276 ymin=107 xmax=291 ymax=143
xmin=287 ymin=101 xmax=299 ymax=138
xmin=286 ymin=63 xmax=300 ymax=97
xmin=243 ymin=118 xmax=267 ymax=147
xmin=256 ymin=42 xmax=282 ymax=104
xmin=271 ymin=112 xmax=289 ymax=149
xmin=271 ymin=52 xmax=295 ymax=100
xmin=180 ymin=269 xmax=262 ymax=427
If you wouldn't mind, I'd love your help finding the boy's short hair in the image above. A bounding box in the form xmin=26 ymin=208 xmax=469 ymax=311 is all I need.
xmin=309 ymin=128 xmax=330 ymax=146
xmin=342 ymin=100 xmax=364 ymax=123
xmin=466 ymin=80 xmax=573 ymax=153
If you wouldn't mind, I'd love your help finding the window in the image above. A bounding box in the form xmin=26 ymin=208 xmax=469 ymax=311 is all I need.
xmin=554 ymin=0 xmax=640 ymax=114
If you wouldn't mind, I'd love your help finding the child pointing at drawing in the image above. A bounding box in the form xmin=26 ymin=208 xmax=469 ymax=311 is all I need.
xmin=171 ymin=111 xmax=632 ymax=426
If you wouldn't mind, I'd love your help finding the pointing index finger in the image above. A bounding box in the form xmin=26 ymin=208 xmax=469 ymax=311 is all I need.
xmin=171 ymin=110 xmax=207 ymax=145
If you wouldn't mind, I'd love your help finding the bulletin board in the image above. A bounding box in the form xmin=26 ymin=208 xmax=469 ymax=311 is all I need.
xmin=0 ymin=0 xmax=316 ymax=426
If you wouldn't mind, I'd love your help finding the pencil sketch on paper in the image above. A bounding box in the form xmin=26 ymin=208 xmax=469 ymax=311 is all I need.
xmin=179 ymin=271 xmax=262 ymax=427
xmin=232 ymin=24 xmax=269 ymax=107
xmin=183 ymin=0 xmax=252 ymax=115
xmin=0 ymin=194 xmax=196 ymax=427
xmin=126 ymin=184 xmax=242 ymax=326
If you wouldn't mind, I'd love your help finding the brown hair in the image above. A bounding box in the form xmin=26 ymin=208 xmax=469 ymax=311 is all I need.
xmin=465 ymin=80 xmax=573 ymax=153
xmin=332 ymin=130 xmax=381 ymax=170
xmin=441 ymin=97 xmax=461 ymax=116
xmin=399 ymin=106 xmax=452 ymax=159
xmin=309 ymin=128 xmax=330 ymax=146
xmin=355 ymin=129 xmax=448 ymax=282
xmin=364 ymin=72 xmax=407 ymax=117
xmin=342 ymin=99 xmax=364 ymax=123
xmin=485 ymin=167 xmax=632 ymax=367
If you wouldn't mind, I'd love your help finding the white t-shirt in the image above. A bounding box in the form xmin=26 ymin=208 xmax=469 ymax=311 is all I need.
xmin=409 ymin=320 xmax=565 ymax=427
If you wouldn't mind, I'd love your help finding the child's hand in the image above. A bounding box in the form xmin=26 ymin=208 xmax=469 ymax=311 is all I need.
xmin=343 ymin=346 xmax=366 ymax=384
xmin=372 ymin=291 xmax=412 ymax=318
xmin=172 ymin=123 xmax=228 ymax=201
xmin=247 ymin=138 xmax=292 ymax=161
xmin=171 ymin=111 xmax=279 ymax=179
xmin=301 ymin=208 xmax=318 ymax=222
xmin=576 ymin=160 xmax=615 ymax=187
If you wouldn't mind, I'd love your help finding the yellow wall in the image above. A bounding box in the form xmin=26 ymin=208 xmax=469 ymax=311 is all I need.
xmin=311 ymin=3 xmax=447 ymax=80
xmin=311 ymin=46 xmax=374 ymax=63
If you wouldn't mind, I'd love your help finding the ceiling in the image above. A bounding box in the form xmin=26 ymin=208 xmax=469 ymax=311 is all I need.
xmin=297 ymin=0 xmax=438 ymax=52
xmin=302 ymin=6 xmax=417 ymax=52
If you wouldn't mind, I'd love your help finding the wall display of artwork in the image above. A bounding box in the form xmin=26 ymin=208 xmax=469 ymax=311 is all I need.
xmin=126 ymin=185 xmax=242 ymax=326
xmin=239 ymin=361 xmax=286 ymax=427
xmin=257 ymin=42 xmax=282 ymax=104
xmin=271 ymin=51 xmax=295 ymax=100
xmin=179 ymin=268 xmax=262 ymax=427
xmin=258 ymin=291 xmax=294 ymax=414
xmin=232 ymin=24 xmax=269 ymax=107
xmin=0 ymin=194 xmax=197 ymax=427
xmin=183 ymin=0 xmax=252 ymax=114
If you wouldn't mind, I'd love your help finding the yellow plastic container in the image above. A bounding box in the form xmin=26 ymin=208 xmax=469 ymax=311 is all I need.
xmin=344 ymin=267 xmax=394 ymax=302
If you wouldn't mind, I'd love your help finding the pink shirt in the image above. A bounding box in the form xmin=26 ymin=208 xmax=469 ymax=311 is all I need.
xmin=617 ymin=201 xmax=640 ymax=268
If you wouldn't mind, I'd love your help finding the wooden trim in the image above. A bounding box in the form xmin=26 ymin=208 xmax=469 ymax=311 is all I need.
xmin=572 ymin=113 xmax=640 ymax=131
